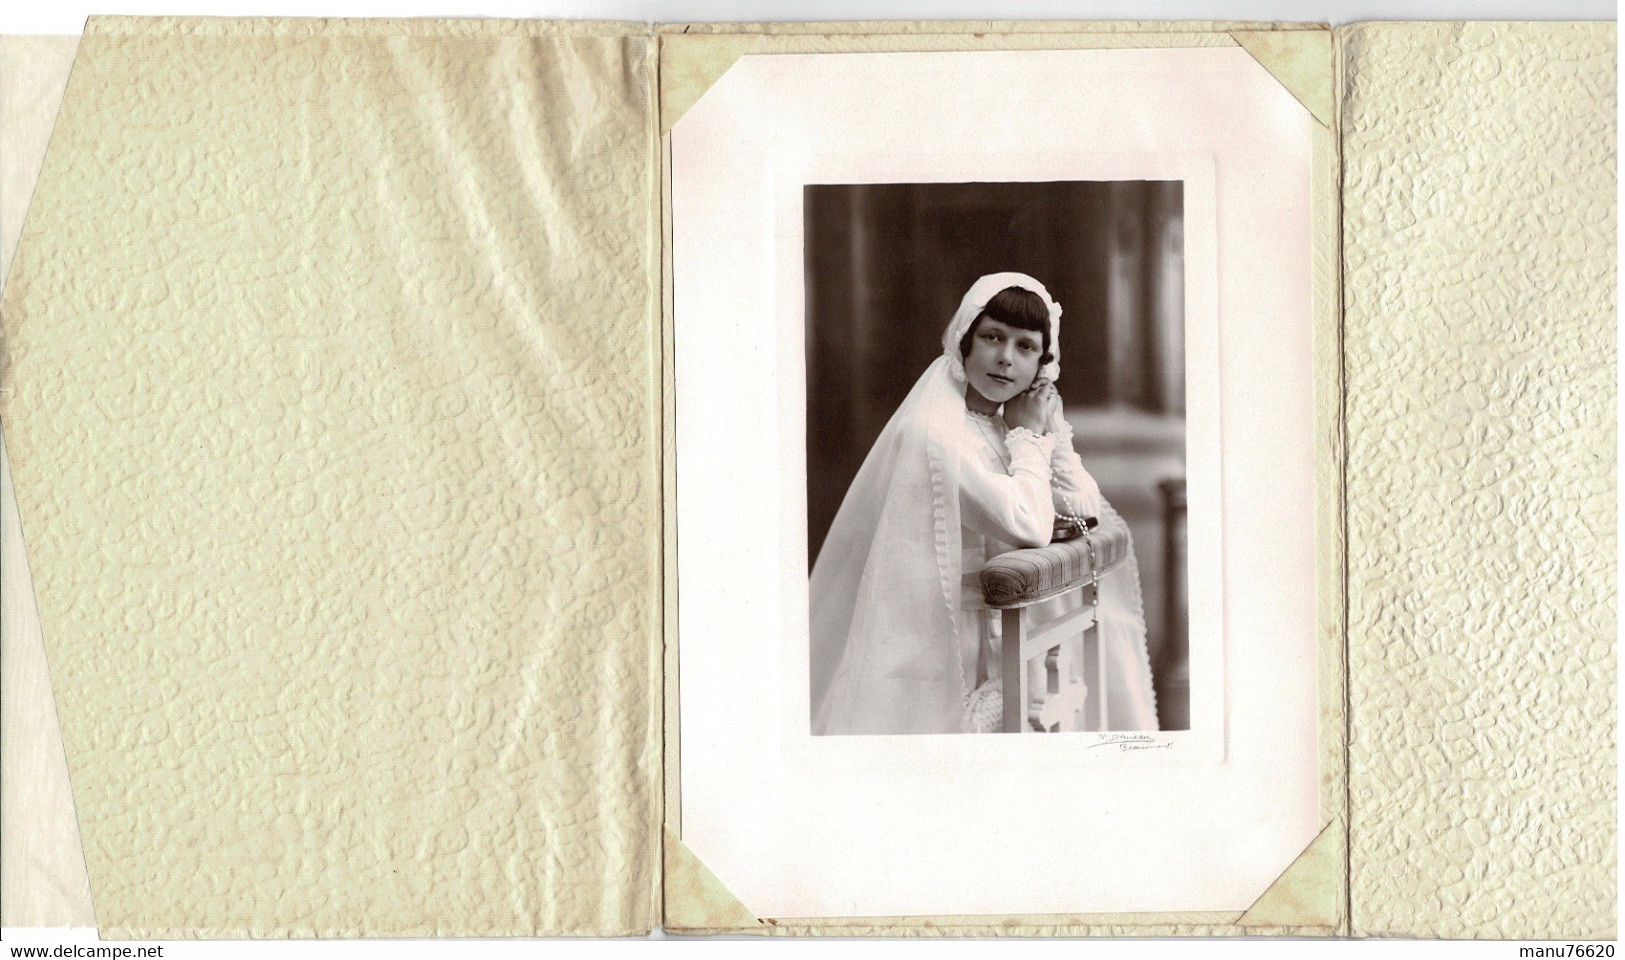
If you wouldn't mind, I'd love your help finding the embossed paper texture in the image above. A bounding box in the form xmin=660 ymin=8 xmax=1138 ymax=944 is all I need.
xmin=1341 ymin=22 xmax=1616 ymax=939
xmin=0 ymin=19 xmax=661 ymax=937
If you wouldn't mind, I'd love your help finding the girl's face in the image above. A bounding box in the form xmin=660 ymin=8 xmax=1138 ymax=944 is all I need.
xmin=963 ymin=316 xmax=1043 ymax=405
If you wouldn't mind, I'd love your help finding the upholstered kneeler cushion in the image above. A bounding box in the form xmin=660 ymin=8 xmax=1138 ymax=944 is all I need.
xmin=978 ymin=511 xmax=1131 ymax=608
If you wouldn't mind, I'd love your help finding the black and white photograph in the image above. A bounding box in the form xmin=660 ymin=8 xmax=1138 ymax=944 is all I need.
xmin=804 ymin=181 xmax=1188 ymax=736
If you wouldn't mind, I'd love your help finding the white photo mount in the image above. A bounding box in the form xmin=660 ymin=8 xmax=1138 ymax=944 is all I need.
xmin=671 ymin=44 xmax=1322 ymax=922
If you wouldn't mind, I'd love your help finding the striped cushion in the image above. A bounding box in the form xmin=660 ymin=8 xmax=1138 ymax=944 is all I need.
xmin=977 ymin=512 xmax=1131 ymax=608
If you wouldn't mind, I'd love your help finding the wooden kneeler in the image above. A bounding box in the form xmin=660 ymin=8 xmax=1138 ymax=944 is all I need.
xmin=977 ymin=514 xmax=1131 ymax=733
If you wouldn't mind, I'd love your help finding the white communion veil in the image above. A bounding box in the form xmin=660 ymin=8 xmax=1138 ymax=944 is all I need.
xmin=809 ymin=272 xmax=1159 ymax=735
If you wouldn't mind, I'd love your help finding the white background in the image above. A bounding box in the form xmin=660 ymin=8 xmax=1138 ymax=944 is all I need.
xmin=1 ymin=0 xmax=1616 ymax=955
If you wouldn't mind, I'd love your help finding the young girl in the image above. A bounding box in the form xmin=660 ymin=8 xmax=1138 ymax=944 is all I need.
xmin=809 ymin=272 xmax=1159 ymax=735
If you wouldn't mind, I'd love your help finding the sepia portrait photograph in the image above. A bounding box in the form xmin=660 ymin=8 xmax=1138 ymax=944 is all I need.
xmin=804 ymin=181 xmax=1189 ymax=736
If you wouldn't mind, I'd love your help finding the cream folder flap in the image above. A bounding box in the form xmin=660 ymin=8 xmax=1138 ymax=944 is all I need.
xmin=0 ymin=17 xmax=662 ymax=937
xmin=1341 ymin=21 xmax=1616 ymax=940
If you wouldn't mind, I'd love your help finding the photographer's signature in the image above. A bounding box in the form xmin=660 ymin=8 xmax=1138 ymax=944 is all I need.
xmin=1087 ymin=733 xmax=1174 ymax=752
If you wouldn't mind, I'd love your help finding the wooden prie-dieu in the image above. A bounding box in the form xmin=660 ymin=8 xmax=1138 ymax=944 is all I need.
xmin=967 ymin=513 xmax=1131 ymax=733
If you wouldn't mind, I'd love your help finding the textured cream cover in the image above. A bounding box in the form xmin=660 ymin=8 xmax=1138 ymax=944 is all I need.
xmin=0 ymin=18 xmax=661 ymax=937
xmin=1341 ymin=22 xmax=1616 ymax=939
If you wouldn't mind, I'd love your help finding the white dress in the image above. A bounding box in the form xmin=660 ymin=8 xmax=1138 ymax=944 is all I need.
xmin=957 ymin=409 xmax=1158 ymax=733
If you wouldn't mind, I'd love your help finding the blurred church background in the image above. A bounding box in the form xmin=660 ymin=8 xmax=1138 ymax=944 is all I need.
xmin=804 ymin=181 xmax=1190 ymax=729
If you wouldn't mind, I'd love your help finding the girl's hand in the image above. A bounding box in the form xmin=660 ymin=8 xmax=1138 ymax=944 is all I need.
xmin=1003 ymin=378 xmax=1059 ymax=434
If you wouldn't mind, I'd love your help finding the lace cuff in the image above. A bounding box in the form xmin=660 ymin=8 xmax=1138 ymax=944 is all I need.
xmin=1004 ymin=425 xmax=1057 ymax=472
